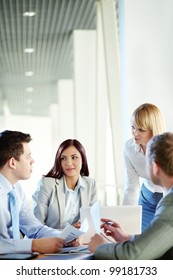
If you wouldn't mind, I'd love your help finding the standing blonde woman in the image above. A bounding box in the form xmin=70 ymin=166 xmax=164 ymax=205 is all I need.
xmin=122 ymin=103 xmax=166 ymax=232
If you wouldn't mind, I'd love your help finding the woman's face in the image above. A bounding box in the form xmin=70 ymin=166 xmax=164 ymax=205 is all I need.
xmin=131 ymin=124 xmax=153 ymax=146
xmin=60 ymin=145 xmax=82 ymax=178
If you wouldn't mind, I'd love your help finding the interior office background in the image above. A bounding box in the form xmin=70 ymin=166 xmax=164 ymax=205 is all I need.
xmin=0 ymin=0 xmax=173 ymax=206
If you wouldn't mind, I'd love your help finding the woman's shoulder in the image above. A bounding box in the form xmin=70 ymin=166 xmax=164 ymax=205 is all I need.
xmin=39 ymin=176 xmax=63 ymax=188
xmin=34 ymin=177 xmax=65 ymax=201
xmin=124 ymin=138 xmax=134 ymax=148
xmin=124 ymin=138 xmax=139 ymax=151
xmin=81 ymin=176 xmax=96 ymax=185
xmin=123 ymin=138 xmax=137 ymax=157
xmin=41 ymin=176 xmax=55 ymax=183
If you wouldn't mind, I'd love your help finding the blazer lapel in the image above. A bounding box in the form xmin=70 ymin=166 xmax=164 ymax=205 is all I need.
xmin=55 ymin=178 xmax=65 ymax=228
xmin=80 ymin=178 xmax=88 ymax=207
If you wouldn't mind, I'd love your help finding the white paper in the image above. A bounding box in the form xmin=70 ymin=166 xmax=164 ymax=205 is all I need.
xmin=80 ymin=201 xmax=100 ymax=243
xmin=59 ymin=218 xmax=89 ymax=243
xmin=90 ymin=201 xmax=100 ymax=233
xmin=60 ymin=245 xmax=88 ymax=253
xmin=45 ymin=245 xmax=89 ymax=255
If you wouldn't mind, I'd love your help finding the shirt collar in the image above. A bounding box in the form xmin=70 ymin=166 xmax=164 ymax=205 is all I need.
xmin=0 ymin=173 xmax=13 ymax=194
xmin=63 ymin=174 xmax=84 ymax=193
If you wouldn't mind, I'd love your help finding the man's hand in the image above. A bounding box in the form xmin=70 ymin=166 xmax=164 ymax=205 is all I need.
xmin=88 ymin=233 xmax=108 ymax=253
xmin=65 ymin=238 xmax=80 ymax=247
xmin=32 ymin=237 xmax=65 ymax=254
xmin=101 ymin=218 xmax=131 ymax=242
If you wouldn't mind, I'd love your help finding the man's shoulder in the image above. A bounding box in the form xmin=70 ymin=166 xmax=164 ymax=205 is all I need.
xmin=164 ymin=188 xmax=173 ymax=202
xmin=157 ymin=189 xmax=173 ymax=213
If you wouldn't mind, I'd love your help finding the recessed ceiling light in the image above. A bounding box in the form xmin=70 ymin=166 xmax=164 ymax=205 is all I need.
xmin=24 ymin=48 xmax=35 ymax=53
xmin=25 ymin=71 xmax=34 ymax=76
xmin=25 ymin=87 xmax=33 ymax=92
xmin=23 ymin=11 xmax=36 ymax=17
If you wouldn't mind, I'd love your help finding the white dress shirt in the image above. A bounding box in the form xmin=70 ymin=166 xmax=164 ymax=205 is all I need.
xmin=122 ymin=138 xmax=163 ymax=205
xmin=0 ymin=173 xmax=61 ymax=254
xmin=63 ymin=178 xmax=82 ymax=227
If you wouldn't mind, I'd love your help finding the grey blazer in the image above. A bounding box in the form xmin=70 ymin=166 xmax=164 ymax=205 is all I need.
xmin=32 ymin=176 xmax=97 ymax=229
xmin=95 ymin=186 xmax=173 ymax=260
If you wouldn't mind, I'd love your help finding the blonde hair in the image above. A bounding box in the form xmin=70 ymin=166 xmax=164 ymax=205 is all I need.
xmin=131 ymin=103 xmax=166 ymax=136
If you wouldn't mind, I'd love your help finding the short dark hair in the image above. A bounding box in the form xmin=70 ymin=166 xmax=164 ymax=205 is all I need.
xmin=147 ymin=132 xmax=173 ymax=176
xmin=0 ymin=130 xmax=32 ymax=167
xmin=45 ymin=139 xmax=89 ymax=178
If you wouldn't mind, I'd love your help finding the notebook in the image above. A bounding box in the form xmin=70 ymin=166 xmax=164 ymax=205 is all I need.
xmin=80 ymin=204 xmax=142 ymax=244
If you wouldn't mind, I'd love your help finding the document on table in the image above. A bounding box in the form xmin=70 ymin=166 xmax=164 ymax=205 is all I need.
xmin=60 ymin=245 xmax=88 ymax=253
xmin=45 ymin=245 xmax=90 ymax=256
xmin=59 ymin=218 xmax=89 ymax=243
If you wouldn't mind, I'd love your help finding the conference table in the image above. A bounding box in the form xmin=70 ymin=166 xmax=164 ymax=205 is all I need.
xmin=0 ymin=246 xmax=93 ymax=260
xmin=0 ymin=252 xmax=93 ymax=260
xmin=36 ymin=245 xmax=94 ymax=260
xmin=36 ymin=252 xmax=93 ymax=260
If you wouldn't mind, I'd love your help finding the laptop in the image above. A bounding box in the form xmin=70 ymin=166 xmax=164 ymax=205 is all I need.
xmin=100 ymin=205 xmax=142 ymax=234
xmin=80 ymin=204 xmax=142 ymax=244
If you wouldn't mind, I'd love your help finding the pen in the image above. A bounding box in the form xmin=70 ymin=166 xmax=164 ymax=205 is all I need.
xmin=104 ymin=222 xmax=113 ymax=225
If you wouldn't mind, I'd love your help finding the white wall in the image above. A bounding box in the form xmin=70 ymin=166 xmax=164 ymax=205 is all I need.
xmin=122 ymin=0 xmax=173 ymax=139
xmin=1 ymin=113 xmax=53 ymax=201
xmin=1 ymin=0 xmax=173 ymax=206
xmin=73 ymin=30 xmax=97 ymax=178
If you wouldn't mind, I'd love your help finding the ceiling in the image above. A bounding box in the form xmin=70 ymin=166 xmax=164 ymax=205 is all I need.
xmin=0 ymin=0 xmax=97 ymax=117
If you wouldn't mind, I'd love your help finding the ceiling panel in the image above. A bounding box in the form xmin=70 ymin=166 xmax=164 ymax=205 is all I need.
xmin=0 ymin=0 xmax=96 ymax=116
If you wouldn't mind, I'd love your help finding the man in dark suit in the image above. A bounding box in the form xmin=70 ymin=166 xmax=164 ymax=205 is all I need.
xmin=88 ymin=132 xmax=173 ymax=259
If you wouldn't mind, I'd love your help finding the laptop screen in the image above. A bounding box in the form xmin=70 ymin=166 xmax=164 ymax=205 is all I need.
xmin=80 ymin=204 xmax=142 ymax=244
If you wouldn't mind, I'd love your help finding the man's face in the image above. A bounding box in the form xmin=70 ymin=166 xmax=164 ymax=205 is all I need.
xmin=14 ymin=142 xmax=34 ymax=181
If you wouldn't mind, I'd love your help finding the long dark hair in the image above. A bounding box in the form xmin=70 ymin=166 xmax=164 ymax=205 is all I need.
xmin=44 ymin=139 xmax=89 ymax=178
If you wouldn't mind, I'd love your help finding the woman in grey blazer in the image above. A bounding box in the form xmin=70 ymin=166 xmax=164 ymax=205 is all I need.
xmin=32 ymin=139 xmax=97 ymax=229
